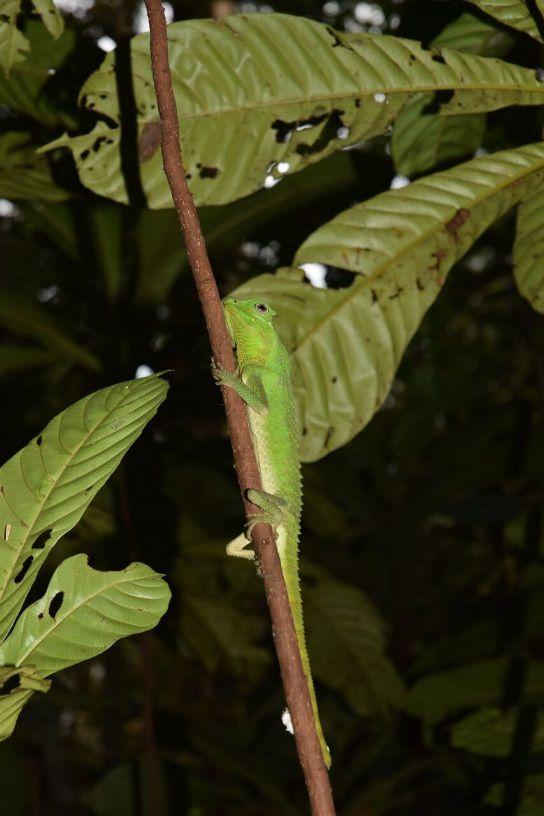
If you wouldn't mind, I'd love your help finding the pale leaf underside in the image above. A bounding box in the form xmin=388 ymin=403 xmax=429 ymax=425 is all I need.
xmin=42 ymin=13 xmax=544 ymax=207
xmin=0 ymin=374 xmax=168 ymax=642
xmin=233 ymin=143 xmax=544 ymax=461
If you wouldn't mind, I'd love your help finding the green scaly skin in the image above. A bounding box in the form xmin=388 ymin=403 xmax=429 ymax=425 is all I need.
xmin=213 ymin=296 xmax=331 ymax=768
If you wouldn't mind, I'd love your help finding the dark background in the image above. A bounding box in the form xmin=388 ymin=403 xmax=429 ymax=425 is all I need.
xmin=2 ymin=1 xmax=544 ymax=813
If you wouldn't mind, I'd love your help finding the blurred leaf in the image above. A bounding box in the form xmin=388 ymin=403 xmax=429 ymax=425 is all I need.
xmin=486 ymin=773 xmax=544 ymax=814
xmin=43 ymin=14 xmax=544 ymax=207
xmin=514 ymin=188 xmax=544 ymax=313
xmin=180 ymin=592 xmax=270 ymax=675
xmin=451 ymin=707 xmax=544 ymax=757
xmin=0 ymin=665 xmax=50 ymax=741
xmin=392 ymin=13 xmax=514 ymax=177
xmin=0 ymin=290 xmax=100 ymax=371
xmin=30 ymin=0 xmax=64 ymax=39
xmin=0 ymin=374 xmax=168 ymax=642
xmin=0 ymin=2 xmax=29 ymax=75
xmin=0 ymin=132 xmax=71 ymax=202
xmin=88 ymin=203 xmax=124 ymax=300
xmin=305 ymin=574 xmax=403 ymax=717
xmin=406 ymin=660 xmax=544 ymax=726
xmin=21 ymin=200 xmax=79 ymax=260
xmin=466 ymin=0 xmax=543 ymax=42
xmin=86 ymin=763 xmax=134 ymax=816
xmin=0 ymin=744 xmax=26 ymax=815
xmin=0 ymin=20 xmax=76 ymax=127
xmin=234 ymin=143 xmax=544 ymax=461
xmin=0 ymin=554 xmax=171 ymax=675
xmin=135 ymin=151 xmax=359 ymax=304
xmin=0 ymin=345 xmax=52 ymax=374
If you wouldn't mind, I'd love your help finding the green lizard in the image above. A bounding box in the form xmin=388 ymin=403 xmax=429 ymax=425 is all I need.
xmin=213 ymin=296 xmax=331 ymax=768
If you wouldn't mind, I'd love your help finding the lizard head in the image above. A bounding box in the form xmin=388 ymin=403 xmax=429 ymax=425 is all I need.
xmin=223 ymin=297 xmax=279 ymax=363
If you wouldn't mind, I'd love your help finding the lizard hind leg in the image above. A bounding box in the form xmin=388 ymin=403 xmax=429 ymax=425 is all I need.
xmin=245 ymin=488 xmax=289 ymax=539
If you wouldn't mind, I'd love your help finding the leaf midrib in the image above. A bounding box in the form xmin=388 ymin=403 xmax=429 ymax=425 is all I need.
xmin=0 ymin=382 xmax=158 ymax=606
xmin=293 ymin=146 xmax=544 ymax=353
xmin=12 ymin=567 xmax=153 ymax=667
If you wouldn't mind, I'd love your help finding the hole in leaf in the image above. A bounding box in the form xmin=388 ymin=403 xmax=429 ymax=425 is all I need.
xmin=36 ymin=435 xmax=43 ymax=446
xmin=14 ymin=556 xmax=33 ymax=584
xmin=423 ymin=90 xmax=454 ymax=115
xmin=271 ymin=113 xmax=327 ymax=144
xmin=199 ymin=166 xmax=220 ymax=179
xmin=0 ymin=674 xmax=20 ymax=694
xmin=295 ymin=109 xmax=346 ymax=157
xmin=32 ymin=529 xmax=52 ymax=550
xmin=48 ymin=591 xmax=64 ymax=619
xmin=325 ymin=266 xmax=356 ymax=289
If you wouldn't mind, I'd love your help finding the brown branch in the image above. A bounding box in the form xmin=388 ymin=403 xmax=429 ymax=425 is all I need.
xmin=142 ymin=4 xmax=336 ymax=814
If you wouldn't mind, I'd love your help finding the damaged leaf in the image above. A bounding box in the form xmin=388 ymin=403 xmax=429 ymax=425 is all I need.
xmin=392 ymin=12 xmax=514 ymax=177
xmin=233 ymin=142 xmax=544 ymax=461
xmin=0 ymin=666 xmax=50 ymax=741
xmin=466 ymin=0 xmax=543 ymax=43
xmin=0 ymin=374 xmax=168 ymax=642
xmin=41 ymin=13 xmax=544 ymax=207
xmin=0 ymin=554 xmax=171 ymax=676
xmin=0 ymin=133 xmax=71 ymax=202
xmin=513 ymin=187 xmax=544 ymax=313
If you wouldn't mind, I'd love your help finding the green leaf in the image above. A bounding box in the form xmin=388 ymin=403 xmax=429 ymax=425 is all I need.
xmin=233 ymin=142 xmax=544 ymax=461
xmin=0 ymin=290 xmax=100 ymax=370
xmin=487 ymin=774 xmax=544 ymax=814
xmin=451 ymin=707 xmax=544 ymax=757
xmin=513 ymin=188 xmax=544 ymax=313
xmin=135 ymin=151 xmax=359 ymax=303
xmin=0 ymin=374 xmax=168 ymax=643
xmin=406 ymin=659 xmax=544 ymax=726
xmin=305 ymin=575 xmax=403 ymax=717
xmin=0 ymin=1 xmax=29 ymax=75
xmin=0 ymin=665 xmax=50 ymax=741
xmin=466 ymin=0 xmax=543 ymax=42
xmin=0 ymin=20 xmax=77 ymax=127
xmin=0 ymin=132 xmax=71 ymax=202
xmin=180 ymin=592 xmax=270 ymax=675
xmin=392 ymin=13 xmax=514 ymax=177
xmin=30 ymin=0 xmax=64 ymax=39
xmin=42 ymin=13 xmax=544 ymax=207
xmin=0 ymin=554 xmax=171 ymax=675
xmin=0 ymin=345 xmax=52 ymax=374
xmin=88 ymin=204 xmax=124 ymax=300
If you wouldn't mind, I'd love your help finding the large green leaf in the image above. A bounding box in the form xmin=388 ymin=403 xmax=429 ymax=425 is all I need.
xmin=0 ymin=20 xmax=76 ymax=127
xmin=305 ymin=575 xmax=403 ymax=717
xmin=0 ymin=666 xmax=50 ymax=740
xmin=43 ymin=13 xmax=544 ymax=208
xmin=0 ymin=374 xmax=168 ymax=642
xmin=513 ymin=188 xmax=544 ymax=313
xmin=233 ymin=142 xmax=544 ymax=462
xmin=466 ymin=0 xmax=543 ymax=42
xmin=0 ymin=132 xmax=71 ymax=201
xmin=0 ymin=554 xmax=170 ymax=675
xmin=392 ymin=13 xmax=514 ymax=177
xmin=0 ymin=290 xmax=100 ymax=370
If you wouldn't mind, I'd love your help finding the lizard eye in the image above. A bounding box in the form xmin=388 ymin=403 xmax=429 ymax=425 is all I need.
xmin=254 ymin=302 xmax=269 ymax=314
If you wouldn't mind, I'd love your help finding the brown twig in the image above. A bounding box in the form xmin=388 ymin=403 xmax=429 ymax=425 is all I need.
xmin=142 ymin=3 xmax=336 ymax=814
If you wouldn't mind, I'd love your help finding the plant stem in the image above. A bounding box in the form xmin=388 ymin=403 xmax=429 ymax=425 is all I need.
xmin=141 ymin=3 xmax=336 ymax=813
